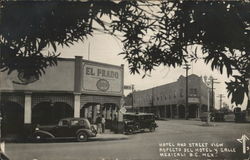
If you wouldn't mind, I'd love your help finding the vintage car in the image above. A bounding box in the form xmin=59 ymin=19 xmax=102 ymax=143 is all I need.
xmin=33 ymin=118 xmax=97 ymax=142
xmin=123 ymin=112 xmax=158 ymax=134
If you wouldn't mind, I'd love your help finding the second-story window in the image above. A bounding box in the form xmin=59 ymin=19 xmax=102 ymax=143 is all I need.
xmin=190 ymin=88 xmax=198 ymax=97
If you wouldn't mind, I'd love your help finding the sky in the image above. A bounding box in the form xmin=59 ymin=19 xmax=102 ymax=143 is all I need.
xmin=55 ymin=33 xmax=248 ymax=110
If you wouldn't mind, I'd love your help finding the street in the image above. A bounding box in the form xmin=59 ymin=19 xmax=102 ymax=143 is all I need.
xmin=5 ymin=120 xmax=250 ymax=160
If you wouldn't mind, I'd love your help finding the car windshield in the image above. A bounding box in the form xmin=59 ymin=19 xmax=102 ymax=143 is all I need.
xmin=143 ymin=115 xmax=154 ymax=120
xmin=124 ymin=115 xmax=138 ymax=120
xmin=124 ymin=114 xmax=155 ymax=121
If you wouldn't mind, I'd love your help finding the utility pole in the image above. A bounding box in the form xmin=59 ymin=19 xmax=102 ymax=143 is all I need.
xmin=204 ymin=76 xmax=211 ymax=125
xmin=209 ymin=76 xmax=220 ymax=111
xmin=0 ymin=112 xmax=2 ymax=144
xmin=131 ymin=84 xmax=134 ymax=112
xmin=217 ymin=94 xmax=225 ymax=110
xmin=0 ymin=112 xmax=4 ymax=159
xmin=247 ymin=79 xmax=250 ymax=114
xmin=183 ymin=63 xmax=191 ymax=119
xmin=207 ymin=86 xmax=210 ymax=125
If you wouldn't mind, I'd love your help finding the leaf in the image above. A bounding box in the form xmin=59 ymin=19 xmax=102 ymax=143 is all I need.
xmin=51 ymin=41 xmax=57 ymax=52
xmin=94 ymin=17 xmax=106 ymax=30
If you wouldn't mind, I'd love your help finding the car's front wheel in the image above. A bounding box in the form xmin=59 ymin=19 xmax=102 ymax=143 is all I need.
xmin=76 ymin=132 xmax=88 ymax=142
xmin=128 ymin=128 xmax=134 ymax=134
xmin=33 ymin=134 xmax=42 ymax=142
xmin=149 ymin=125 xmax=156 ymax=132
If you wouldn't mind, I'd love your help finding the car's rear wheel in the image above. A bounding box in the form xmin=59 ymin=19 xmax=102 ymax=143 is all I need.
xmin=77 ymin=132 xmax=88 ymax=142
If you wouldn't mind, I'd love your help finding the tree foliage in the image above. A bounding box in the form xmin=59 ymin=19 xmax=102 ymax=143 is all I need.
xmin=1 ymin=0 xmax=117 ymax=80
xmin=0 ymin=0 xmax=249 ymax=105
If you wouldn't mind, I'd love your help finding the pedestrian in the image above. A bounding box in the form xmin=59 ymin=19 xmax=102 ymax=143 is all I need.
xmin=96 ymin=114 xmax=102 ymax=134
xmin=101 ymin=115 xmax=106 ymax=133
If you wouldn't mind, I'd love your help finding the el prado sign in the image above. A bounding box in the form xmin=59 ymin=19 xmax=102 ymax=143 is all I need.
xmin=82 ymin=61 xmax=123 ymax=96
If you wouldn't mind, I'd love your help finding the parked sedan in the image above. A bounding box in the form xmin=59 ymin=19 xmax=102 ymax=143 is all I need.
xmin=123 ymin=112 xmax=158 ymax=134
xmin=33 ymin=118 xmax=97 ymax=142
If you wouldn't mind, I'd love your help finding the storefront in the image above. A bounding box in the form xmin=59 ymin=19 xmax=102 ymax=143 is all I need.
xmin=0 ymin=56 xmax=124 ymax=137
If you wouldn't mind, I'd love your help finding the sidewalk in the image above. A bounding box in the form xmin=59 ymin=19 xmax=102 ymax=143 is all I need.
xmin=90 ymin=133 xmax=129 ymax=141
xmin=90 ymin=129 xmax=129 ymax=141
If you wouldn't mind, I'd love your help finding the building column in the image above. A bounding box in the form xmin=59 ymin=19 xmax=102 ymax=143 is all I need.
xmin=170 ymin=105 xmax=173 ymax=119
xmin=74 ymin=93 xmax=81 ymax=118
xmin=87 ymin=106 xmax=92 ymax=119
xmin=176 ymin=105 xmax=179 ymax=119
xmin=164 ymin=105 xmax=166 ymax=118
xmin=91 ymin=105 xmax=95 ymax=122
xmin=24 ymin=92 xmax=32 ymax=124
xmin=198 ymin=104 xmax=201 ymax=118
xmin=84 ymin=107 xmax=88 ymax=118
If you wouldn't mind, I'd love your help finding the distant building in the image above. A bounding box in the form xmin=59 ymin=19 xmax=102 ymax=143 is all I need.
xmin=123 ymin=93 xmax=133 ymax=112
xmin=133 ymin=74 xmax=214 ymax=119
xmin=222 ymin=102 xmax=229 ymax=110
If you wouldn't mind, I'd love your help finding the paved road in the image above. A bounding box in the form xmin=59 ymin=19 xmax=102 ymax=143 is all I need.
xmin=5 ymin=120 xmax=250 ymax=160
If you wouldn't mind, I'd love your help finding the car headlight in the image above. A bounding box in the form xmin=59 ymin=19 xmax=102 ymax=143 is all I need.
xmin=35 ymin=127 xmax=39 ymax=131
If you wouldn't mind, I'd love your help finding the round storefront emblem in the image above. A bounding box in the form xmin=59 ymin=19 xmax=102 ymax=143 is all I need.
xmin=96 ymin=79 xmax=110 ymax=92
xmin=18 ymin=72 xmax=38 ymax=83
